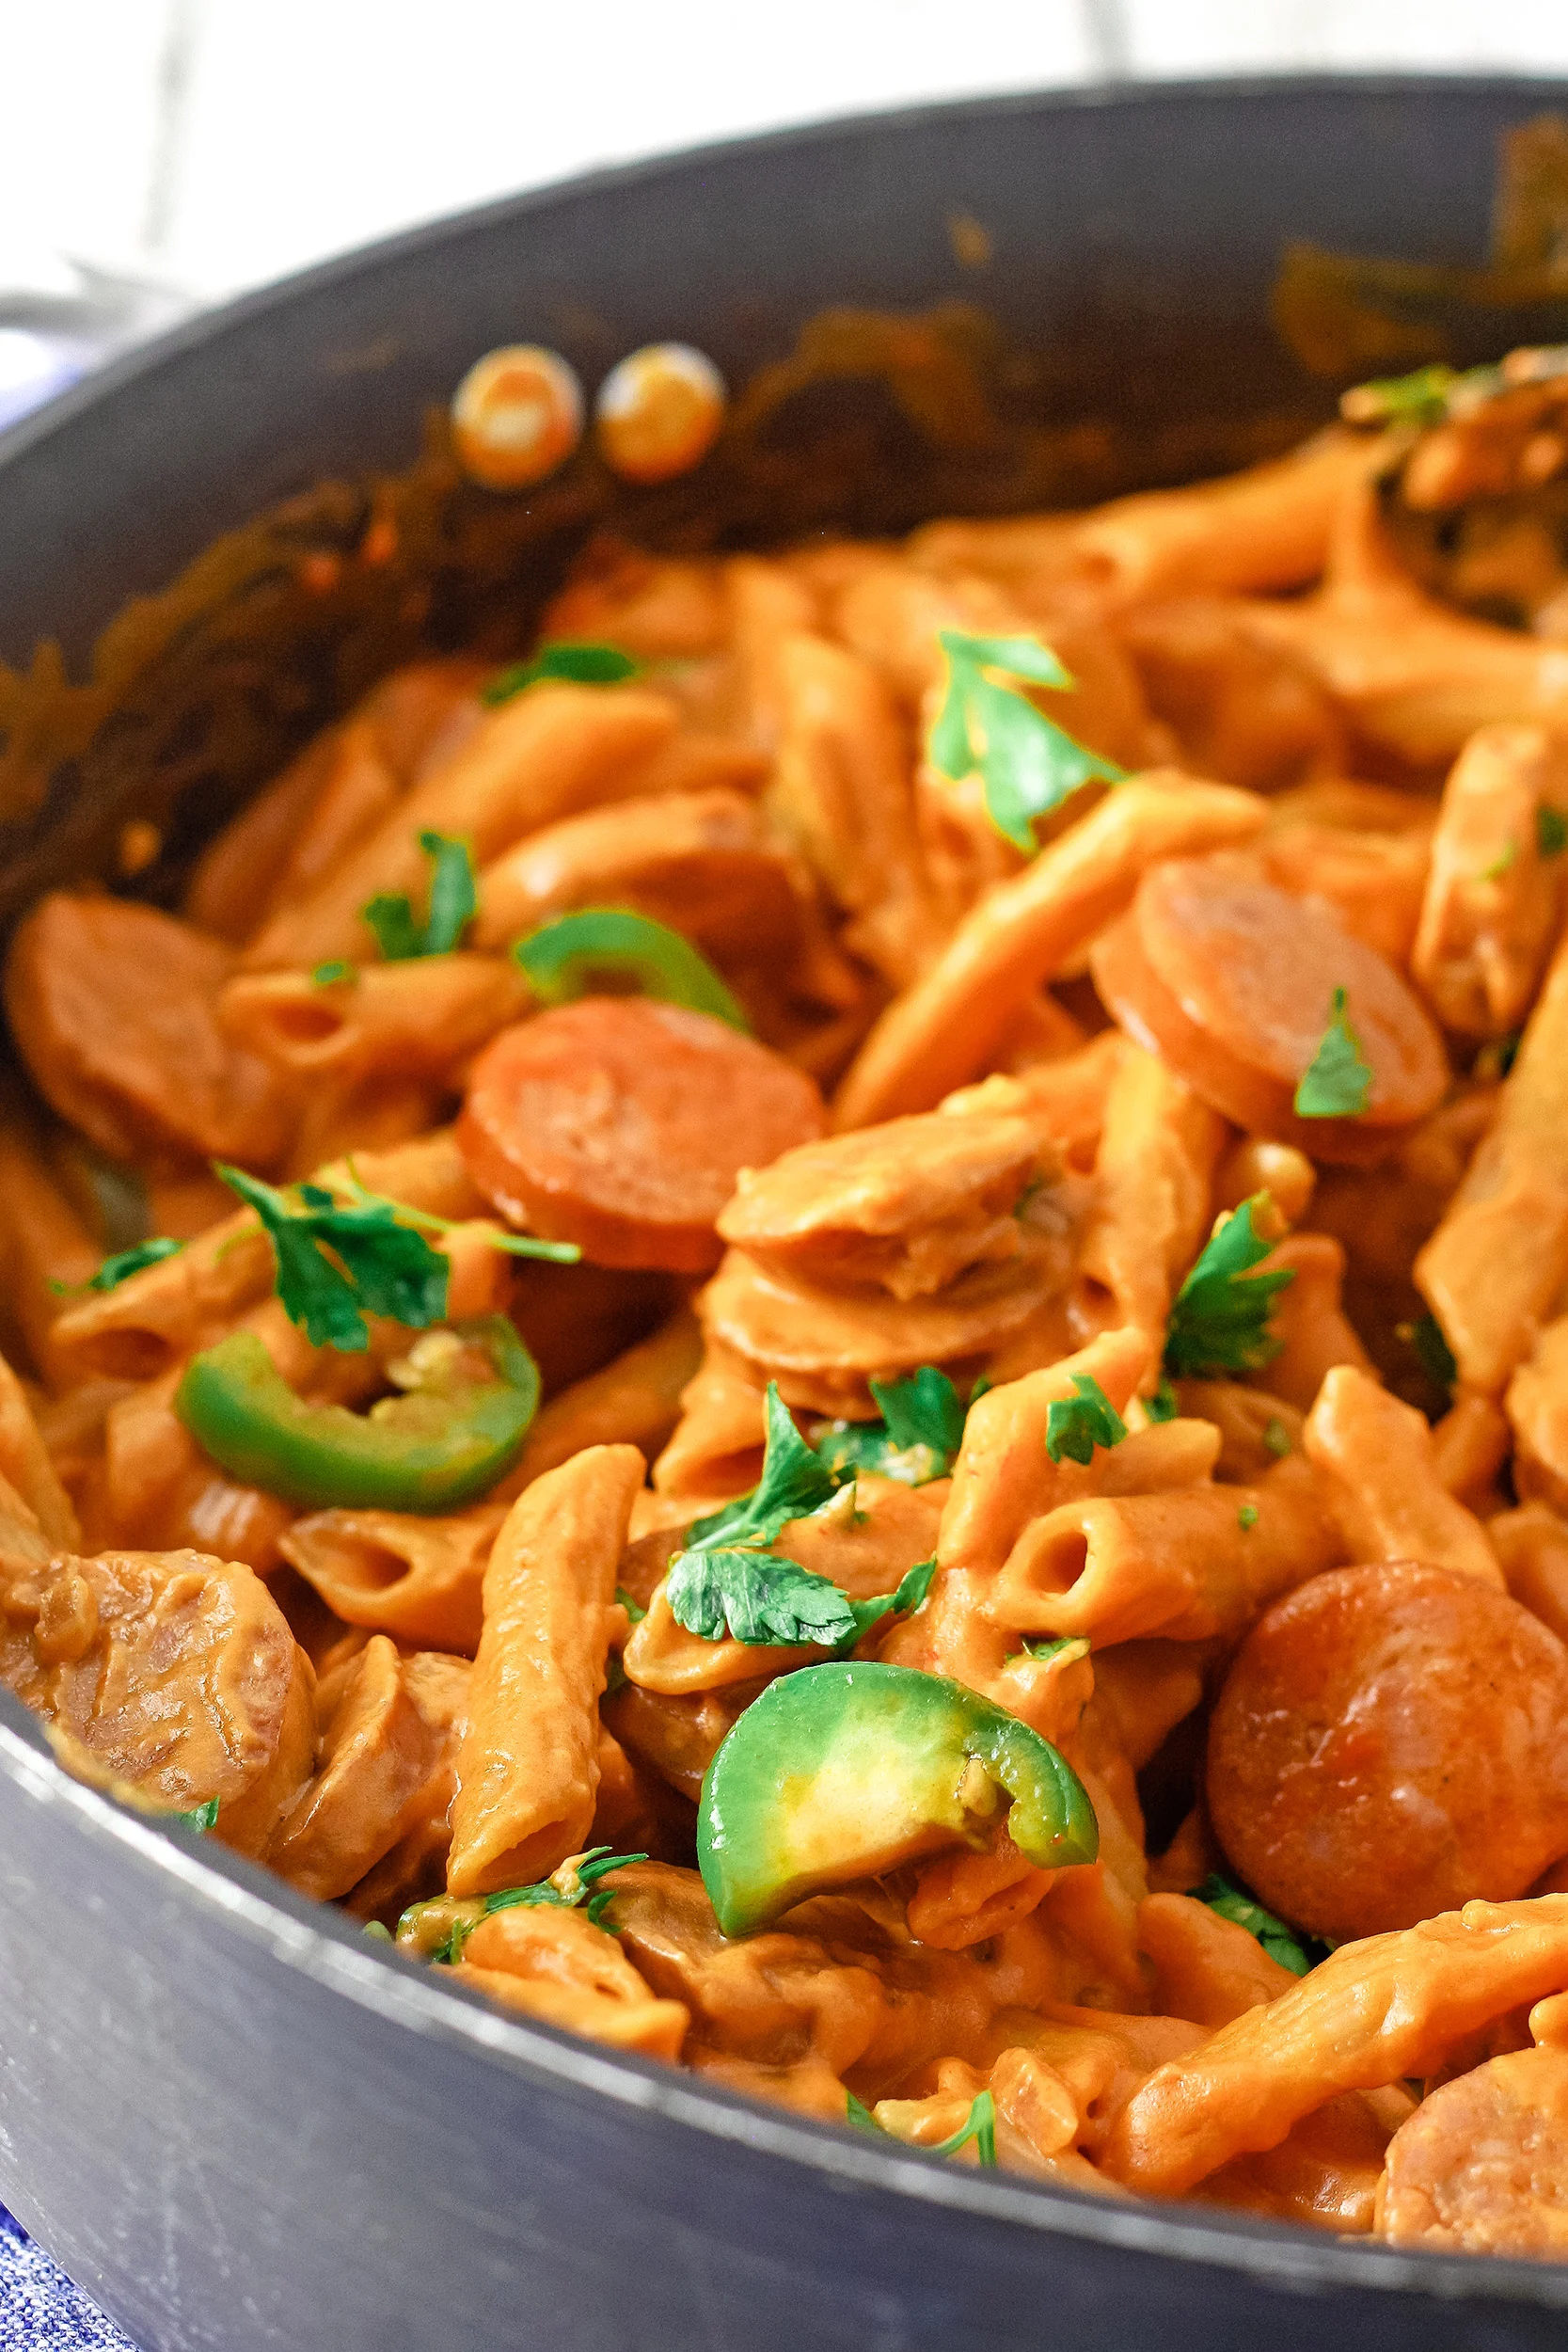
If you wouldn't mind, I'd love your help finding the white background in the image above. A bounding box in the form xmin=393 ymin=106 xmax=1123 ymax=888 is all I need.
xmin=6 ymin=0 xmax=1568 ymax=300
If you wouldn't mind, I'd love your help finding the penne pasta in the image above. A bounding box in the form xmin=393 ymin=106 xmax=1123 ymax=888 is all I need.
xmin=447 ymin=1444 xmax=644 ymax=1896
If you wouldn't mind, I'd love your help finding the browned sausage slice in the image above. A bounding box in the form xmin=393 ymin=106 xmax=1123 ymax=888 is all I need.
xmin=1208 ymin=1559 xmax=1568 ymax=1942
xmin=1135 ymin=859 xmax=1448 ymax=1128
xmin=459 ymin=999 xmax=825 ymax=1271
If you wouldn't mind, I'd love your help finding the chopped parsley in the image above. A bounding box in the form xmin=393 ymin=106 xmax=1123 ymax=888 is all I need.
xmin=362 ymin=830 xmax=477 ymax=961
xmin=86 ymin=1236 xmax=183 ymax=1293
xmin=1189 ymin=1872 xmax=1323 ymax=1977
xmin=1009 ymin=1634 xmax=1091 ymax=1667
xmin=311 ymin=959 xmax=357 ymax=987
xmin=1539 ymin=804 xmax=1568 ymax=859
xmin=1262 ymin=1417 xmax=1292 ymax=1460
xmin=1401 ymin=1311 xmax=1458 ymax=1397
xmin=215 ymin=1163 xmax=578 ymax=1352
xmin=814 ymin=1364 xmax=970 ymax=1486
xmin=929 ymin=628 xmax=1126 ymax=856
xmin=667 ymin=1387 xmax=938 ymax=1647
xmin=1163 ymin=1194 xmax=1295 ymax=1378
xmin=689 ymin=1384 xmax=845 ymax=1551
xmin=1237 ymin=1502 xmax=1259 ymax=1533
xmin=173 ymin=1797 xmax=219 ymax=1834
xmin=668 ymin=1547 xmax=936 ymax=1654
xmin=1144 ymin=1376 xmax=1180 ymax=1424
xmin=1043 ymin=1374 xmax=1127 ymax=1467
xmin=482 ymin=640 xmax=642 ymax=707
xmin=1293 ymin=986 xmax=1372 ymax=1120
xmin=427 ymin=1848 xmax=648 ymax=1962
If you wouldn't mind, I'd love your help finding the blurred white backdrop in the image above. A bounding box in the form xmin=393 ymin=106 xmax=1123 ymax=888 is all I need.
xmin=6 ymin=0 xmax=1568 ymax=301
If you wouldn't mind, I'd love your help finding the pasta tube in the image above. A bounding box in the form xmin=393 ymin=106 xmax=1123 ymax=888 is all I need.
xmin=832 ymin=777 xmax=1265 ymax=1128
xmin=447 ymin=1443 xmax=644 ymax=1896
xmin=1416 ymin=923 xmax=1568 ymax=1393
xmin=1104 ymin=1895 xmax=1568 ymax=2195
xmin=1412 ymin=723 xmax=1568 ymax=1036
xmin=1304 ymin=1365 xmax=1502 ymax=1584
xmin=990 ymin=1456 xmax=1338 ymax=1645
xmin=243 ymin=684 xmax=680 ymax=971
xmin=1077 ymin=1047 xmax=1226 ymax=1350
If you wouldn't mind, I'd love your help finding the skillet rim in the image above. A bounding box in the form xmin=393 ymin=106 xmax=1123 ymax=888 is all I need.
xmin=6 ymin=68 xmax=1568 ymax=2304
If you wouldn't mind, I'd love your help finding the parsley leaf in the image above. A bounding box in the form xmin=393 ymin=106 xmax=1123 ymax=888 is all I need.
xmin=1402 ymin=1311 xmax=1457 ymax=1396
xmin=1262 ymin=1416 xmax=1293 ymax=1459
xmin=1145 ymin=1376 xmax=1180 ymax=1425
xmin=667 ymin=1548 xmax=863 ymax=1647
xmin=362 ymin=831 xmax=477 ymax=961
xmin=1539 ymin=804 xmax=1568 ymax=859
xmin=1189 ymin=1873 xmax=1323 ymax=1978
xmin=1293 ymin=986 xmax=1372 ymax=1119
xmin=214 ymin=1165 xmax=451 ymax=1351
xmin=669 ymin=1386 xmax=939 ymax=1648
xmin=930 ymin=629 xmax=1126 ymax=856
xmin=1010 ymin=1634 xmax=1090 ymax=1666
xmin=88 ymin=1236 xmax=183 ymax=1292
xmin=1163 ymin=1194 xmax=1295 ymax=1378
xmin=341 ymin=1166 xmax=581 ymax=1266
xmin=311 ymin=960 xmax=356 ymax=986
xmin=614 ymin=1584 xmax=647 ymax=1626
xmin=482 ymin=641 xmax=643 ymax=707
xmin=814 ymin=1365 xmax=968 ymax=1486
xmin=436 ymin=1848 xmax=648 ymax=1959
xmin=173 ymin=1797 xmax=219 ymax=1833
xmin=1044 ymin=1374 xmax=1127 ymax=1467
xmin=689 ymin=1384 xmax=844 ymax=1550
xmin=1237 ymin=1502 xmax=1259 ymax=1533
xmin=1339 ymin=361 xmax=1465 ymax=428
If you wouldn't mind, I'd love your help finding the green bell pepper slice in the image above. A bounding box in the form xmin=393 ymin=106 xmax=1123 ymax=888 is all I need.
xmin=513 ymin=907 xmax=750 ymax=1032
xmin=697 ymin=1661 xmax=1099 ymax=1937
xmin=175 ymin=1312 xmax=539 ymax=1512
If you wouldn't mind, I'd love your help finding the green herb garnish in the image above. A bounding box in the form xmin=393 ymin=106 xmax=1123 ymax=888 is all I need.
xmin=667 ymin=1548 xmax=936 ymax=1654
xmin=362 ymin=831 xmax=477 ymax=961
xmin=173 ymin=1797 xmax=219 ymax=1834
xmin=1262 ymin=1417 xmax=1292 ymax=1459
xmin=689 ymin=1385 xmax=845 ymax=1551
xmin=214 ymin=1165 xmax=451 ymax=1351
xmin=482 ymin=641 xmax=642 ymax=707
xmin=1293 ymin=986 xmax=1372 ymax=1120
xmin=615 ymin=1585 xmax=648 ymax=1627
xmin=1480 ymin=838 xmax=1519 ymax=882
xmin=214 ymin=1163 xmax=579 ymax=1353
xmin=430 ymin=1847 xmax=648 ymax=1961
xmin=1339 ymin=361 xmax=1465 ymax=428
xmin=1043 ymin=1374 xmax=1127 ymax=1467
xmin=311 ymin=959 xmax=357 ymax=986
xmin=814 ymin=1365 xmax=969 ymax=1486
xmin=1164 ymin=1194 xmax=1295 ymax=1378
xmin=929 ymin=629 xmax=1126 ymax=856
xmin=1538 ymin=804 xmax=1568 ymax=859
xmin=667 ymin=1389 xmax=940 ymax=1648
xmin=1009 ymin=1634 xmax=1091 ymax=1666
xmin=1144 ymin=1376 xmax=1180 ymax=1425
xmin=1237 ymin=1502 xmax=1259 ymax=1533
xmin=1402 ymin=1311 xmax=1458 ymax=1396
xmin=1190 ymin=1872 xmax=1322 ymax=1977
xmin=847 ymin=2087 xmax=997 ymax=2167
xmin=87 ymin=1236 xmax=183 ymax=1293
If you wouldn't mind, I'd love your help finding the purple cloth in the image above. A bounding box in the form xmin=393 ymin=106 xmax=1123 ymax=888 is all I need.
xmin=0 ymin=2208 xmax=136 ymax=2350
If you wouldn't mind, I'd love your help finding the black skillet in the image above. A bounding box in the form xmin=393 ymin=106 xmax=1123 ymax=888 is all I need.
xmin=3 ymin=74 xmax=1568 ymax=2352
